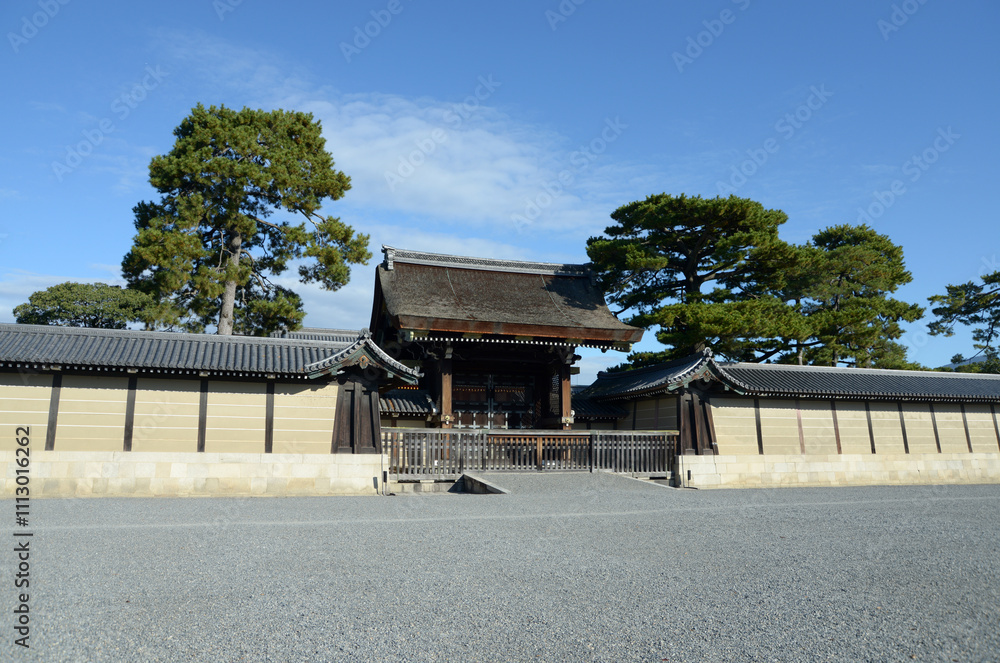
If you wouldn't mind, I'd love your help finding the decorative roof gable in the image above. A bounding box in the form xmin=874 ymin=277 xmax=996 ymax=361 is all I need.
xmin=582 ymin=350 xmax=1000 ymax=403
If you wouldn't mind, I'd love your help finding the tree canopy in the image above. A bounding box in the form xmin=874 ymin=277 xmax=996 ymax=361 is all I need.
xmin=587 ymin=194 xmax=923 ymax=368
xmin=779 ymin=224 xmax=924 ymax=368
xmin=587 ymin=193 xmax=798 ymax=363
xmin=13 ymin=282 xmax=152 ymax=329
xmin=121 ymin=103 xmax=370 ymax=335
xmin=929 ymin=269 xmax=1000 ymax=373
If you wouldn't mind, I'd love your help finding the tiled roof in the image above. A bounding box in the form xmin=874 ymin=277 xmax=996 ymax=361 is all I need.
xmin=580 ymin=348 xmax=1000 ymax=403
xmin=380 ymin=388 xmax=437 ymax=416
xmin=571 ymin=396 xmax=628 ymax=419
xmin=719 ymin=362 xmax=1000 ymax=402
xmin=269 ymin=328 xmax=361 ymax=344
xmin=304 ymin=332 xmax=421 ymax=382
xmin=375 ymin=245 xmax=643 ymax=345
xmin=0 ymin=323 xmax=416 ymax=381
xmin=578 ymin=351 xmax=714 ymax=401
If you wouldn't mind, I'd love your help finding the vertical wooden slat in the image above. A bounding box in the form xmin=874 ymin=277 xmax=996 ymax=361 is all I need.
xmin=703 ymin=400 xmax=718 ymax=454
xmin=830 ymin=400 xmax=842 ymax=455
xmin=992 ymin=404 xmax=1000 ymax=452
xmin=45 ymin=373 xmax=61 ymax=451
xmin=560 ymin=364 xmax=572 ymax=430
xmin=865 ymin=401 xmax=877 ymax=454
xmin=123 ymin=375 xmax=137 ymax=452
xmin=897 ymin=402 xmax=910 ymax=454
xmin=795 ymin=398 xmax=806 ymax=455
xmin=440 ymin=357 xmax=453 ymax=428
xmin=753 ymin=397 xmax=764 ymax=455
xmin=960 ymin=403 xmax=974 ymax=453
xmin=929 ymin=403 xmax=942 ymax=453
xmin=198 ymin=378 xmax=208 ymax=453
xmin=264 ymin=380 xmax=275 ymax=454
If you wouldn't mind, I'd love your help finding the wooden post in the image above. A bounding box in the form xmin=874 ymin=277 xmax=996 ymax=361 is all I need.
xmin=560 ymin=363 xmax=572 ymax=430
xmin=679 ymin=393 xmax=696 ymax=455
xmin=440 ymin=357 xmax=453 ymax=429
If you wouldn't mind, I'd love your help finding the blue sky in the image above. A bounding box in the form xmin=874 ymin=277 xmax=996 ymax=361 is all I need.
xmin=1 ymin=0 xmax=997 ymax=383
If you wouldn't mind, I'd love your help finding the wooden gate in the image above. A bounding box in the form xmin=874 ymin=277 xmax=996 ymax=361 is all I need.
xmin=384 ymin=429 xmax=678 ymax=480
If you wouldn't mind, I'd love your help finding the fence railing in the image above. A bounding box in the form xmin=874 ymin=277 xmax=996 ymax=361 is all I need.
xmin=384 ymin=429 xmax=678 ymax=480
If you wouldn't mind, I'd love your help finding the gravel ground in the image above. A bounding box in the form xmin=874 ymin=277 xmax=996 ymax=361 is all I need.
xmin=3 ymin=475 xmax=999 ymax=662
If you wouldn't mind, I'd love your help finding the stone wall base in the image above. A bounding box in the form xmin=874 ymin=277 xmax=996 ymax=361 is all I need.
xmin=2 ymin=451 xmax=385 ymax=497
xmin=679 ymin=452 xmax=1000 ymax=489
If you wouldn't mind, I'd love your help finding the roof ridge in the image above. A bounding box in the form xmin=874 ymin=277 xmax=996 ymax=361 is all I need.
xmin=0 ymin=323 xmax=358 ymax=348
xmin=595 ymin=349 xmax=711 ymax=380
xmin=721 ymin=361 xmax=1000 ymax=380
xmin=382 ymin=245 xmax=591 ymax=276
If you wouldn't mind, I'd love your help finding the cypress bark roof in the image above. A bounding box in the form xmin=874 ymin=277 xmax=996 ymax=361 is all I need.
xmin=581 ymin=349 xmax=1000 ymax=403
xmin=374 ymin=246 xmax=643 ymax=345
xmin=0 ymin=323 xmax=419 ymax=382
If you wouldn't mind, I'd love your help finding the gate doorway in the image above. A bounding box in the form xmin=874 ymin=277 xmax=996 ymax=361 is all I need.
xmin=453 ymin=373 xmax=536 ymax=429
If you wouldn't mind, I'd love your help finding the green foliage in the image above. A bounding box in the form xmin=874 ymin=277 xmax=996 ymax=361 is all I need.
xmin=929 ymin=270 xmax=1000 ymax=371
xmin=587 ymin=193 xmax=793 ymax=361
xmin=588 ymin=192 xmax=923 ymax=368
xmin=122 ymin=103 xmax=370 ymax=335
xmin=13 ymin=282 xmax=153 ymax=329
xmin=792 ymin=224 xmax=924 ymax=368
xmin=951 ymin=354 xmax=1000 ymax=374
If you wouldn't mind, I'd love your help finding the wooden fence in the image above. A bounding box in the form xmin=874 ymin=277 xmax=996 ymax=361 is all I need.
xmin=384 ymin=429 xmax=678 ymax=480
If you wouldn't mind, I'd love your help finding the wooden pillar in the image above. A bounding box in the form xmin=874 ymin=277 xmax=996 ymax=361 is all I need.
xmin=45 ymin=373 xmax=61 ymax=451
xmin=679 ymin=392 xmax=696 ymax=455
xmin=560 ymin=363 xmax=572 ymax=430
xmin=440 ymin=357 xmax=453 ymax=428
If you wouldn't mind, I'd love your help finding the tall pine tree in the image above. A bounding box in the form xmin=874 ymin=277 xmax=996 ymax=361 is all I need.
xmin=122 ymin=104 xmax=370 ymax=335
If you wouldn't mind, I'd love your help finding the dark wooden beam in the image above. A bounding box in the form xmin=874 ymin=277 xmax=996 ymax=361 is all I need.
xmin=560 ymin=363 xmax=572 ymax=430
xmin=264 ymin=380 xmax=275 ymax=454
xmin=679 ymin=393 xmax=695 ymax=454
xmin=703 ymin=399 xmax=718 ymax=454
xmin=864 ymin=402 xmax=877 ymax=454
xmin=929 ymin=403 xmax=942 ymax=453
xmin=897 ymin=402 xmax=909 ymax=454
xmin=993 ymin=404 xmax=1000 ymax=452
xmin=45 ymin=373 xmax=61 ymax=451
xmin=795 ymin=398 xmax=806 ymax=454
xmin=754 ymin=397 xmax=764 ymax=455
xmin=333 ymin=381 xmax=354 ymax=453
xmin=440 ymin=357 xmax=453 ymax=429
xmin=830 ymin=400 xmax=842 ymax=455
xmin=197 ymin=378 xmax=209 ymax=453
xmin=123 ymin=375 xmax=137 ymax=452
xmin=960 ymin=403 xmax=973 ymax=453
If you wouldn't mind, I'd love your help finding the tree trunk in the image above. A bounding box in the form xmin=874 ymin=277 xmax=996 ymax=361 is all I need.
xmin=217 ymin=232 xmax=242 ymax=335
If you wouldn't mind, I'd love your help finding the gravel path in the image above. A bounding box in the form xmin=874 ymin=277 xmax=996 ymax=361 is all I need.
xmin=3 ymin=476 xmax=999 ymax=662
